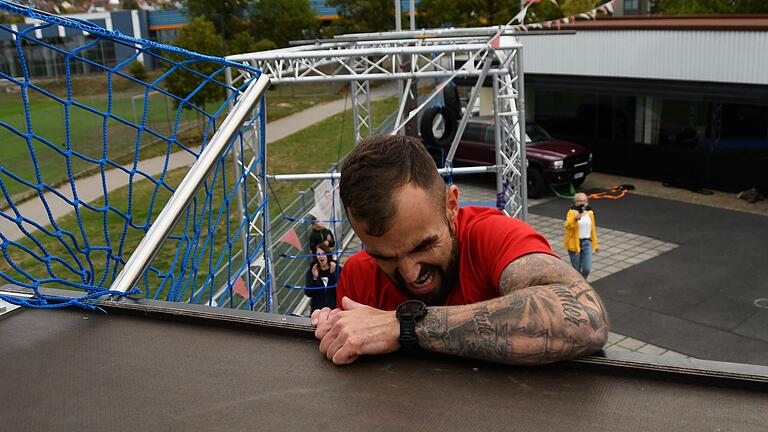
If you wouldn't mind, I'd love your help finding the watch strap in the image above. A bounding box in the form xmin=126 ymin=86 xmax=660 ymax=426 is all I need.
xmin=399 ymin=316 xmax=419 ymax=351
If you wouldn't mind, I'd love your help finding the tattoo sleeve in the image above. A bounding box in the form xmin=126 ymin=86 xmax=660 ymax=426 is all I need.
xmin=415 ymin=253 xmax=609 ymax=365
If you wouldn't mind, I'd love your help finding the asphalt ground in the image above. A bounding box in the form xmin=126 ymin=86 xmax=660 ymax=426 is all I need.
xmin=530 ymin=192 xmax=768 ymax=366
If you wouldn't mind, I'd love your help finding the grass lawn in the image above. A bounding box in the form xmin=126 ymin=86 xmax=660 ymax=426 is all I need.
xmin=266 ymin=96 xmax=399 ymax=213
xmin=0 ymin=76 xmax=341 ymax=200
xmin=0 ymin=95 xmax=398 ymax=308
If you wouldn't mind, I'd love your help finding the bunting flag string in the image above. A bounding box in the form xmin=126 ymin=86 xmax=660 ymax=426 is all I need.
xmin=513 ymin=0 xmax=616 ymax=32
xmin=511 ymin=1 xmax=536 ymax=24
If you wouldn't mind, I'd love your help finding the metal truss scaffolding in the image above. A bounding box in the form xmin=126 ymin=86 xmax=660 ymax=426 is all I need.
xmin=227 ymin=28 xmax=527 ymax=218
xmin=224 ymin=28 xmax=528 ymax=307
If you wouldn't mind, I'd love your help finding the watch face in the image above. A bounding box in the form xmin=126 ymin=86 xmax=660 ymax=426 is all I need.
xmin=398 ymin=300 xmax=426 ymax=316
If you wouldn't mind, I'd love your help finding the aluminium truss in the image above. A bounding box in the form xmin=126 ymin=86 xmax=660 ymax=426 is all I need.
xmin=224 ymin=28 xmax=528 ymax=309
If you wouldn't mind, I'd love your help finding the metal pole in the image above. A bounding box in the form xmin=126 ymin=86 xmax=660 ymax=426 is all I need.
xmin=263 ymin=106 xmax=280 ymax=313
xmin=445 ymin=53 xmax=493 ymax=164
xmin=238 ymin=44 xmax=492 ymax=60
xmin=365 ymin=80 xmax=372 ymax=138
xmin=269 ymin=166 xmax=495 ymax=182
xmin=517 ymin=45 xmax=528 ymax=221
xmin=409 ymin=0 xmax=416 ymax=30
xmin=225 ymin=66 xmax=256 ymax=308
xmin=493 ymin=75 xmax=504 ymax=211
xmin=393 ymin=77 xmax=412 ymax=132
xmin=110 ymin=74 xmax=271 ymax=294
xmin=351 ymin=81 xmax=362 ymax=143
xmin=395 ymin=0 xmax=402 ymax=31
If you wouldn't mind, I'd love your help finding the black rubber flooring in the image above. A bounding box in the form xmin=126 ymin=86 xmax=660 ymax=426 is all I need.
xmin=530 ymin=193 xmax=768 ymax=366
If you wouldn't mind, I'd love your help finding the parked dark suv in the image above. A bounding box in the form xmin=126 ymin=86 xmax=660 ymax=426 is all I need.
xmin=424 ymin=115 xmax=593 ymax=198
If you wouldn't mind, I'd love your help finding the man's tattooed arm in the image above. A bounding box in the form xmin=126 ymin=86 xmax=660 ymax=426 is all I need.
xmin=415 ymin=253 xmax=609 ymax=365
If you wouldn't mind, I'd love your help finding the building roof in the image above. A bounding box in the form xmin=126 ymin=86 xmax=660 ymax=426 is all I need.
xmin=559 ymin=15 xmax=768 ymax=32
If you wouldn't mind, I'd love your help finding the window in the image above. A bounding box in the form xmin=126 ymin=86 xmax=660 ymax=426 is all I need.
xmin=659 ymin=99 xmax=707 ymax=149
xmin=715 ymin=103 xmax=768 ymax=151
xmin=534 ymin=91 xmax=635 ymax=143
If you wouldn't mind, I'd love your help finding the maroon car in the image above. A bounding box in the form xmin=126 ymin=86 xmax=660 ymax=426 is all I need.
xmin=424 ymin=116 xmax=593 ymax=198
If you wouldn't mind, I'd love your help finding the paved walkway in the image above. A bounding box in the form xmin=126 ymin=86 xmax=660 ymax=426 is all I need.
xmin=529 ymin=185 xmax=768 ymax=366
xmin=451 ymin=176 xmax=689 ymax=358
xmin=1 ymin=83 xmax=397 ymax=243
xmin=584 ymin=172 xmax=768 ymax=217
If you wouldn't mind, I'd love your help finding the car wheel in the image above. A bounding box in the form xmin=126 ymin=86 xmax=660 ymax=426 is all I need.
xmin=527 ymin=167 xmax=546 ymax=199
xmin=419 ymin=106 xmax=458 ymax=148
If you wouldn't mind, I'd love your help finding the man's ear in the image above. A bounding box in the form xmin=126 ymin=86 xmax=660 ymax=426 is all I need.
xmin=445 ymin=184 xmax=460 ymax=222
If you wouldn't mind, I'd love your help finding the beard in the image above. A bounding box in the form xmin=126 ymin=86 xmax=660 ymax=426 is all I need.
xmin=391 ymin=222 xmax=460 ymax=306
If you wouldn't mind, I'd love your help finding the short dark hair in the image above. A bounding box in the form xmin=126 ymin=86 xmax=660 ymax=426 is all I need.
xmin=340 ymin=135 xmax=443 ymax=236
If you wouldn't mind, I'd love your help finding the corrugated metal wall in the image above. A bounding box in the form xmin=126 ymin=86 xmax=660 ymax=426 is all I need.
xmin=522 ymin=30 xmax=768 ymax=86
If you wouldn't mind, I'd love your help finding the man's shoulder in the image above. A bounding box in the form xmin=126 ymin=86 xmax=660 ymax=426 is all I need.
xmin=459 ymin=206 xmax=532 ymax=232
xmin=343 ymin=251 xmax=380 ymax=274
xmin=458 ymin=206 xmax=553 ymax=255
xmin=337 ymin=251 xmax=381 ymax=303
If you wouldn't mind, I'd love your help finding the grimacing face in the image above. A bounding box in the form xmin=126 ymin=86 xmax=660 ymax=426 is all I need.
xmin=350 ymin=183 xmax=461 ymax=305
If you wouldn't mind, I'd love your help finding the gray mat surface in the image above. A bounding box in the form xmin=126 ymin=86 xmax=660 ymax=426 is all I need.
xmin=1 ymin=307 xmax=766 ymax=431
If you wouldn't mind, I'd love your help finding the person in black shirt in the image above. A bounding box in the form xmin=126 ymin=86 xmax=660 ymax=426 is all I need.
xmin=305 ymin=247 xmax=340 ymax=312
xmin=308 ymin=217 xmax=335 ymax=257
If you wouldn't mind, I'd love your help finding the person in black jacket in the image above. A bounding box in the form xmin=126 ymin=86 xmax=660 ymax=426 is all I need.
xmin=308 ymin=217 xmax=336 ymax=258
xmin=305 ymin=247 xmax=340 ymax=312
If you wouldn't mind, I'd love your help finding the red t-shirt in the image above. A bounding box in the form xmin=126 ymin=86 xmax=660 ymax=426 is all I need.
xmin=337 ymin=206 xmax=555 ymax=310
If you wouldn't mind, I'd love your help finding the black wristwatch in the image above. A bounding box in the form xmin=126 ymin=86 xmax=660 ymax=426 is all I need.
xmin=396 ymin=300 xmax=428 ymax=351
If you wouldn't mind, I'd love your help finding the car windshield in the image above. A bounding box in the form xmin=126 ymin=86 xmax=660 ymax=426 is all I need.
xmin=525 ymin=123 xmax=552 ymax=143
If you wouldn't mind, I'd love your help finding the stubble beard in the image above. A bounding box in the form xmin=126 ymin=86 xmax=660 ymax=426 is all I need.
xmin=392 ymin=223 xmax=460 ymax=306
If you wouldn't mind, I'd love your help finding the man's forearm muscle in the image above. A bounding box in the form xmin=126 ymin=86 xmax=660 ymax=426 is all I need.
xmin=415 ymin=254 xmax=608 ymax=365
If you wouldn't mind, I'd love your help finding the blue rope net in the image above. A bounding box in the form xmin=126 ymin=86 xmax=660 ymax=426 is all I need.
xmin=0 ymin=2 xmax=271 ymax=311
xmin=275 ymin=175 xmax=354 ymax=299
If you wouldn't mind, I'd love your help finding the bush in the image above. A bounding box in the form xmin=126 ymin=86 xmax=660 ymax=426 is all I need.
xmin=128 ymin=61 xmax=148 ymax=82
xmin=164 ymin=18 xmax=225 ymax=110
xmin=254 ymin=39 xmax=278 ymax=52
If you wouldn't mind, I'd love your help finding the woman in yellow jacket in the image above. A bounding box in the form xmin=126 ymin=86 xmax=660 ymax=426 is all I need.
xmin=564 ymin=193 xmax=599 ymax=280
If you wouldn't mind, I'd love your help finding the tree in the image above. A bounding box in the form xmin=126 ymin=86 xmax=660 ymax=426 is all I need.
xmin=164 ymin=18 xmax=225 ymax=110
xmin=418 ymin=0 xmax=604 ymax=27
xmin=122 ymin=0 xmax=140 ymax=10
xmin=559 ymin=0 xmax=602 ymax=17
xmin=228 ymin=31 xmax=259 ymax=55
xmin=327 ymin=0 xmax=396 ymax=34
xmin=254 ymin=38 xmax=279 ymax=52
xmin=418 ymin=0 xmax=522 ymax=28
xmin=128 ymin=61 xmax=148 ymax=82
xmin=226 ymin=31 xmax=278 ymax=54
xmin=0 ymin=12 xmax=25 ymax=24
xmin=653 ymin=0 xmax=768 ymax=14
xmin=526 ymin=0 xmax=564 ymax=23
xmin=250 ymin=0 xmax=317 ymax=47
xmin=183 ymin=0 xmax=250 ymax=41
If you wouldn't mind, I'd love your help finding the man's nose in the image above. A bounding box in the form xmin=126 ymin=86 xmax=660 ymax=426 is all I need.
xmin=397 ymin=257 xmax=421 ymax=283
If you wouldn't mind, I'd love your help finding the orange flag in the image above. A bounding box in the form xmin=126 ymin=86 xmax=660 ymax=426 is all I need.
xmin=489 ymin=33 xmax=501 ymax=48
xmin=232 ymin=277 xmax=250 ymax=298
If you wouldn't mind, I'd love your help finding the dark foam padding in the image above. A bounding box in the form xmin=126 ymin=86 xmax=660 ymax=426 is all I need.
xmin=1 ymin=307 xmax=766 ymax=431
